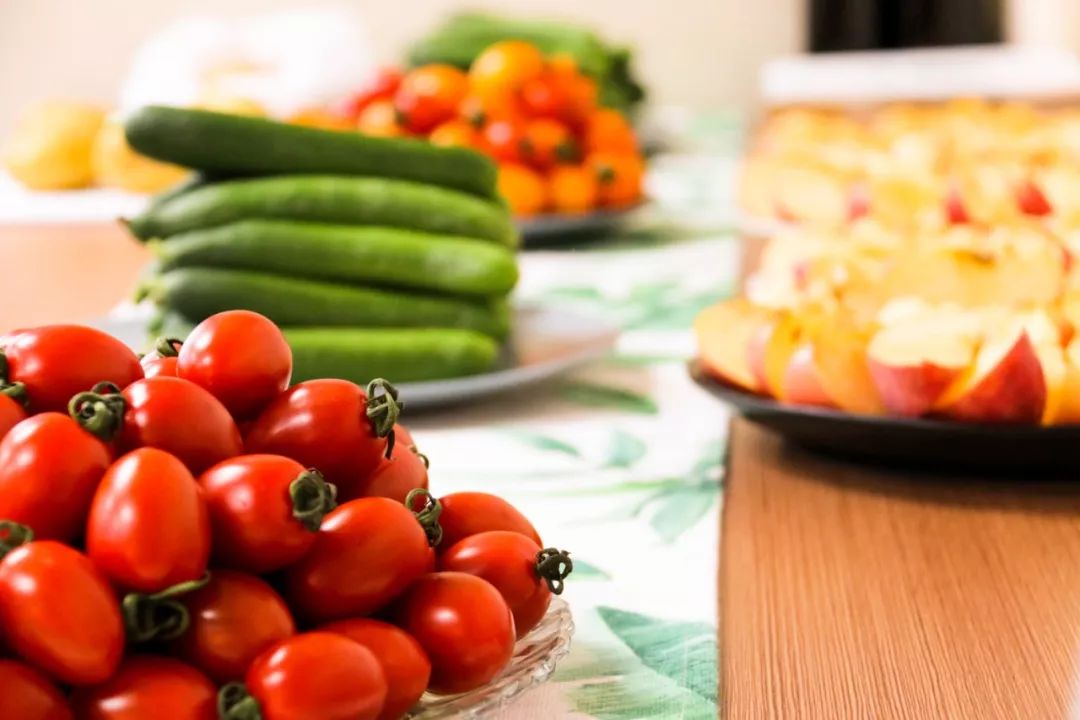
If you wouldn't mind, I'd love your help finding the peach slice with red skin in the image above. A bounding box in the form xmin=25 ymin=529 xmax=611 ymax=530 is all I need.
xmin=810 ymin=316 xmax=884 ymax=414
xmin=867 ymin=321 xmax=976 ymax=417
xmin=934 ymin=327 xmax=1047 ymax=424
xmin=694 ymin=299 xmax=772 ymax=393
xmin=780 ymin=344 xmax=834 ymax=407
xmin=1049 ymin=340 xmax=1080 ymax=425
xmin=1016 ymin=179 xmax=1053 ymax=217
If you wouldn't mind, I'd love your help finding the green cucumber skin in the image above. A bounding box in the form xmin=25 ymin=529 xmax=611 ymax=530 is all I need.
xmin=125 ymin=105 xmax=497 ymax=198
xmin=144 ymin=268 xmax=511 ymax=339
xmin=128 ymin=175 xmax=517 ymax=247
xmin=152 ymin=220 xmax=518 ymax=297
xmin=284 ymin=327 xmax=499 ymax=383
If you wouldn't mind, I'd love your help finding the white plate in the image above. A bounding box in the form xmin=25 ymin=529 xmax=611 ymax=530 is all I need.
xmin=88 ymin=304 xmax=619 ymax=410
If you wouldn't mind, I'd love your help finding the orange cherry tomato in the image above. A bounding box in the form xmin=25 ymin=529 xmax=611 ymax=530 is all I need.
xmin=548 ymin=165 xmax=599 ymax=213
xmin=86 ymin=447 xmax=210 ymax=593
xmin=437 ymin=491 xmax=543 ymax=551
xmin=320 ymin=618 xmax=431 ymax=720
xmin=394 ymin=64 xmax=469 ymax=134
xmin=71 ymin=656 xmax=217 ymax=720
xmin=588 ymin=152 xmax=645 ymax=207
xmin=287 ymin=108 xmax=354 ymax=131
xmin=481 ymin=118 xmax=528 ymax=163
xmin=356 ymin=100 xmax=404 ymax=137
xmin=496 ymin=163 xmax=547 ymax=216
xmin=469 ymin=40 xmax=545 ymax=98
xmin=393 ymin=572 xmax=516 ymax=695
xmin=428 ymin=119 xmax=479 ymax=149
xmin=521 ymin=118 xmax=578 ymax=170
xmin=439 ymin=531 xmax=572 ymax=638
xmin=584 ymin=108 xmax=638 ymax=155
xmin=458 ymin=91 xmax=522 ymax=128
xmin=172 ymin=571 xmax=295 ymax=684
xmin=0 ymin=659 xmax=72 ymax=720
xmin=0 ymin=537 xmax=124 ymax=686
xmin=547 ymin=59 xmax=598 ymax=129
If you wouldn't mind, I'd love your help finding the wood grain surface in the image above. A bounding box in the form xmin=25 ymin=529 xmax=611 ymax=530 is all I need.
xmin=722 ymin=418 xmax=1080 ymax=719
xmin=0 ymin=223 xmax=148 ymax=328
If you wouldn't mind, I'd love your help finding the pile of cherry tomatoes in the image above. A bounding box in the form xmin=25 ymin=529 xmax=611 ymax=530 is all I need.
xmin=333 ymin=40 xmax=645 ymax=216
xmin=0 ymin=310 xmax=572 ymax=720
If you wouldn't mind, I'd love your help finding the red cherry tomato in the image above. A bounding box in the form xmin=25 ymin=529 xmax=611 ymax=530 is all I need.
xmin=320 ymin=618 xmax=431 ymax=720
xmin=285 ymin=496 xmax=435 ymax=622
xmin=71 ymin=376 xmax=242 ymax=475
xmin=172 ymin=570 xmax=295 ymax=684
xmin=357 ymin=439 xmax=428 ymax=504
xmin=393 ymin=571 xmax=516 ymax=694
xmin=86 ymin=448 xmax=210 ymax=593
xmin=481 ymin=118 xmax=528 ymax=163
xmin=340 ymin=67 xmax=404 ymax=120
xmin=394 ymin=64 xmax=468 ymax=134
xmin=520 ymin=70 xmax=570 ymax=118
xmin=177 ymin=311 xmax=292 ymax=420
xmin=199 ymin=455 xmax=336 ymax=574
xmin=0 ymin=393 xmax=27 ymax=440
xmin=0 ymin=413 xmax=110 ymax=542
xmin=438 ymin=492 xmax=542 ymax=551
xmin=521 ymin=118 xmax=578 ymax=170
xmin=140 ymin=337 xmax=182 ymax=379
xmin=0 ymin=659 xmax=72 ymax=720
xmin=233 ymin=632 xmax=387 ymax=720
xmin=439 ymin=531 xmax=572 ymax=638
xmin=71 ymin=656 xmax=216 ymax=720
xmin=1 ymin=325 xmax=142 ymax=413
xmin=0 ymin=537 xmax=124 ymax=686
xmin=245 ymin=378 xmax=399 ymax=500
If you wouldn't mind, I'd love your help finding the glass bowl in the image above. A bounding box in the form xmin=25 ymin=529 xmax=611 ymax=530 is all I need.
xmin=410 ymin=597 xmax=574 ymax=718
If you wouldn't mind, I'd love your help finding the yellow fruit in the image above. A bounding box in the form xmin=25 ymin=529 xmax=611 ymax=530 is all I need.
xmin=92 ymin=120 xmax=188 ymax=193
xmin=3 ymin=100 xmax=106 ymax=190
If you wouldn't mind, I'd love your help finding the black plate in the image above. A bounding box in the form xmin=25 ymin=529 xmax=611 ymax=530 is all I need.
xmin=517 ymin=205 xmax=644 ymax=248
xmin=689 ymin=361 xmax=1080 ymax=472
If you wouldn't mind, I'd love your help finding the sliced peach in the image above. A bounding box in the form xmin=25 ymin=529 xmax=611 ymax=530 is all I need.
xmin=934 ymin=326 xmax=1046 ymax=424
xmin=1016 ymin=179 xmax=1053 ymax=217
xmin=1050 ymin=340 xmax=1080 ymax=425
xmin=810 ymin=316 xmax=884 ymax=414
xmin=867 ymin=321 xmax=977 ymax=417
xmin=771 ymin=164 xmax=848 ymax=225
xmin=781 ymin=344 xmax=834 ymax=408
xmin=944 ymin=184 xmax=970 ymax=224
xmin=694 ymin=299 xmax=772 ymax=393
xmin=746 ymin=322 xmax=772 ymax=391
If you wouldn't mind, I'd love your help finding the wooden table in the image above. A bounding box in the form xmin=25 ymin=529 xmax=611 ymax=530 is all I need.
xmin=721 ymin=419 xmax=1080 ymax=719
xmin=0 ymin=223 xmax=148 ymax=328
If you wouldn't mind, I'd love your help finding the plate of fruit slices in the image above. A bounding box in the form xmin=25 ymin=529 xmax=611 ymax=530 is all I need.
xmin=690 ymin=360 xmax=1080 ymax=473
xmin=89 ymin=303 xmax=619 ymax=411
xmin=516 ymin=203 xmax=646 ymax=247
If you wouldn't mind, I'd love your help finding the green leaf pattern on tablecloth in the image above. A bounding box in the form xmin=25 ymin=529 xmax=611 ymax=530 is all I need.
xmin=407 ymin=138 xmax=736 ymax=718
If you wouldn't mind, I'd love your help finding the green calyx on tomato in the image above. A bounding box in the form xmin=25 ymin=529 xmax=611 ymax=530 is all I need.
xmin=0 ymin=351 xmax=28 ymax=410
xmin=0 ymin=520 xmax=33 ymax=560
xmin=535 ymin=548 xmax=574 ymax=595
xmin=122 ymin=572 xmax=211 ymax=644
xmin=154 ymin=336 xmax=183 ymax=358
xmin=68 ymin=381 xmax=126 ymax=441
xmin=405 ymin=487 xmax=444 ymax=547
xmin=289 ymin=468 xmax=338 ymax=532
xmin=217 ymin=682 xmax=262 ymax=720
xmin=365 ymin=378 xmax=402 ymax=457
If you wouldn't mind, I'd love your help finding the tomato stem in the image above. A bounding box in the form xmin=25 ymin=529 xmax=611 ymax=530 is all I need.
xmin=68 ymin=382 xmax=126 ymax=441
xmin=411 ymin=445 xmax=430 ymax=469
xmin=406 ymin=488 xmax=443 ymax=547
xmin=154 ymin=336 xmax=183 ymax=357
xmin=122 ymin=572 xmax=211 ymax=643
xmin=535 ymin=548 xmax=573 ymax=595
xmin=365 ymin=378 xmax=402 ymax=458
xmin=0 ymin=352 xmax=28 ymax=410
xmin=290 ymin=468 xmax=337 ymax=532
xmin=0 ymin=521 xmax=33 ymax=559
xmin=218 ymin=683 xmax=262 ymax=720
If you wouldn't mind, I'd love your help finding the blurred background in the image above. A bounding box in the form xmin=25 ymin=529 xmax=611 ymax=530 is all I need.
xmin=2 ymin=0 xmax=1079 ymax=138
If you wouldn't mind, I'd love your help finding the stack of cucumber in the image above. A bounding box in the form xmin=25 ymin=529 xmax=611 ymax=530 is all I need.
xmin=124 ymin=105 xmax=519 ymax=384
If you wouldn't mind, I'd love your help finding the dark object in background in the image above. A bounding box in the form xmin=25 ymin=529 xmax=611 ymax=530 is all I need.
xmin=810 ymin=0 xmax=1002 ymax=52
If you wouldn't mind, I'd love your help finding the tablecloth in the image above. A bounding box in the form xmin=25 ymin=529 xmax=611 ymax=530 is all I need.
xmin=409 ymin=130 xmax=740 ymax=719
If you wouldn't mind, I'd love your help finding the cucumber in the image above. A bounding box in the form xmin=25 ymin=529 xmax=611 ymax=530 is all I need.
xmin=285 ymin=327 xmax=499 ymax=383
xmin=151 ymin=220 xmax=518 ymax=297
xmin=140 ymin=268 xmax=511 ymax=339
xmin=127 ymin=175 xmax=517 ymax=247
xmin=125 ymin=106 xmax=497 ymax=198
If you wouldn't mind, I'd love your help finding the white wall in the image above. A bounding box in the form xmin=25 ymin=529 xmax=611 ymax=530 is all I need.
xmin=0 ymin=0 xmax=806 ymax=137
